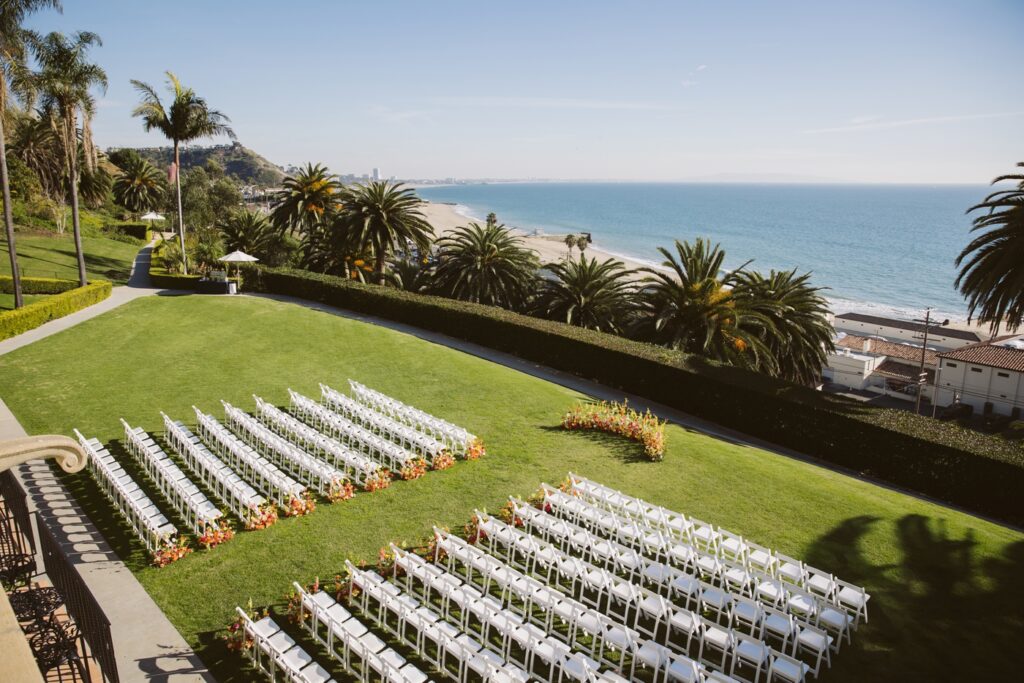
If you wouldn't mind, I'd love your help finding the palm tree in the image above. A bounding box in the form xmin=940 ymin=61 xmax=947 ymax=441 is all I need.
xmin=534 ymin=255 xmax=637 ymax=334
xmin=635 ymin=238 xmax=774 ymax=370
xmin=1 ymin=0 xmax=61 ymax=307
xmin=33 ymin=30 xmax=106 ymax=287
xmin=333 ymin=181 xmax=435 ymax=284
xmin=131 ymin=71 xmax=234 ymax=274
xmin=112 ymin=153 xmax=165 ymax=217
xmin=270 ymin=163 xmax=342 ymax=236
xmin=385 ymin=254 xmax=434 ymax=293
xmin=734 ymin=269 xmax=833 ymax=385
xmin=218 ymin=209 xmax=274 ymax=256
xmin=956 ymin=163 xmax=1024 ymax=333
xmin=563 ymin=233 xmax=577 ymax=259
xmin=433 ymin=222 xmax=540 ymax=309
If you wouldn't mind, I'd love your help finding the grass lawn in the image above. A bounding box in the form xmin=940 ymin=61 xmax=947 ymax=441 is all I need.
xmin=1 ymin=233 xmax=141 ymax=284
xmin=0 ymin=292 xmax=49 ymax=310
xmin=0 ymin=294 xmax=1020 ymax=681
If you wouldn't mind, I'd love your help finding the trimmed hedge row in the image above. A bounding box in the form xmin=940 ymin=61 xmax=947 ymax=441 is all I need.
xmin=0 ymin=275 xmax=79 ymax=295
xmin=244 ymin=266 xmax=1022 ymax=525
xmin=0 ymin=281 xmax=112 ymax=341
xmin=149 ymin=267 xmax=201 ymax=290
xmin=106 ymin=222 xmax=151 ymax=241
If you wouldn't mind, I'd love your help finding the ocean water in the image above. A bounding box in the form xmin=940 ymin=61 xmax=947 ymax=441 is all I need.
xmin=418 ymin=182 xmax=986 ymax=322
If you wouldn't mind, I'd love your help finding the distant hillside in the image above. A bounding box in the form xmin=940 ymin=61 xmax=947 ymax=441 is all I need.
xmin=109 ymin=141 xmax=285 ymax=186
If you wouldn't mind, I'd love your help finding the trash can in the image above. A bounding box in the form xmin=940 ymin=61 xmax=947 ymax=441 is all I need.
xmin=228 ymin=281 xmax=237 ymax=295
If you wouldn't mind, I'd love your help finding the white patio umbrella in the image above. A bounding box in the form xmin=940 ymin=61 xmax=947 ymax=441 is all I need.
xmin=140 ymin=211 xmax=165 ymax=221
xmin=218 ymin=250 xmax=259 ymax=291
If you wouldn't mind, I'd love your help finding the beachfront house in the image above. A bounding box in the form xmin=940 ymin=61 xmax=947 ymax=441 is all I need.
xmin=823 ymin=334 xmax=937 ymax=401
xmin=832 ymin=312 xmax=982 ymax=351
xmin=934 ymin=336 xmax=1024 ymax=418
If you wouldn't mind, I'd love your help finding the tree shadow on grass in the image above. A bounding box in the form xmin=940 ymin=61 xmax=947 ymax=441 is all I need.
xmin=803 ymin=514 xmax=1024 ymax=680
xmin=539 ymin=424 xmax=657 ymax=464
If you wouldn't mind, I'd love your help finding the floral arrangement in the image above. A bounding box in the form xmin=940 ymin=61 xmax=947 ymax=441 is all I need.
xmin=561 ymin=399 xmax=666 ymax=461
xmin=464 ymin=514 xmax=485 ymax=544
xmin=364 ymin=470 xmax=392 ymax=492
xmin=198 ymin=518 xmax=235 ymax=550
xmin=377 ymin=546 xmax=397 ymax=576
xmin=498 ymin=500 xmax=523 ymax=527
xmin=466 ymin=438 xmax=486 ymax=460
xmin=225 ymin=600 xmax=265 ymax=653
xmin=286 ymin=491 xmax=317 ymax=517
xmin=400 ymin=458 xmax=428 ymax=481
xmin=431 ymin=452 xmax=455 ymax=471
xmin=153 ymin=536 xmax=192 ymax=567
xmin=245 ymin=502 xmax=279 ymax=530
xmin=327 ymin=478 xmax=355 ymax=503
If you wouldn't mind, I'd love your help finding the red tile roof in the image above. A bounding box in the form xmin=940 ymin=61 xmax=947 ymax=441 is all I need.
xmin=937 ymin=338 xmax=1024 ymax=372
xmin=836 ymin=334 xmax=938 ymax=366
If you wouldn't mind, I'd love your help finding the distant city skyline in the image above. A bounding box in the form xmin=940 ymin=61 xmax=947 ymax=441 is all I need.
xmin=27 ymin=0 xmax=1024 ymax=184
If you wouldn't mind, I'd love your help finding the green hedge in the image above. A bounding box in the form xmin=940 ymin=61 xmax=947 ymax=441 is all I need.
xmin=244 ymin=266 xmax=1023 ymax=525
xmin=106 ymin=222 xmax=151 ymax=241
xmin=0 ymin=276 xmax=79 ymax=295
xmin=0 ymin=281 xmax=112 ymax=341
xmin=149 ymin=267 xmax=202 ymax=290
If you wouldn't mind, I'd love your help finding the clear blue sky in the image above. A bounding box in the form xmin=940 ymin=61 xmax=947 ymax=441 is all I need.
xmin=27 ymin=0 xmax=1024 ymax=183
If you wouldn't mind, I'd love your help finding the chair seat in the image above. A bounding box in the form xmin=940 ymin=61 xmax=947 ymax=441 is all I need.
xmin=251 ymin=616 xmax=280 ymax=640
xmin=299 ymin=661 xmax=333 ymax=683
xmin=279 ymin=645 xmax=313 ymax=672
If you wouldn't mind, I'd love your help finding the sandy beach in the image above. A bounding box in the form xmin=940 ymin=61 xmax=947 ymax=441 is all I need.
xmin=421 ymin=201 xmax=654 ymax=272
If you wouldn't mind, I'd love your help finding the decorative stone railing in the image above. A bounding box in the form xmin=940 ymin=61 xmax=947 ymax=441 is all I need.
xmin=0 ymin=435 xmax=87 ymax=474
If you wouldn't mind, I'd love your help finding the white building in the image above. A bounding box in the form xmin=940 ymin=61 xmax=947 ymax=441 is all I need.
xmin=823 ymin=334 xmax=937 ymax=401
xmin=372 ymin=167 xmax=381 ymax=181
xmin=833 ymin=312 xmax=982 ymax=351
xmin=934 ymin=336 xmax=1024 ymax=418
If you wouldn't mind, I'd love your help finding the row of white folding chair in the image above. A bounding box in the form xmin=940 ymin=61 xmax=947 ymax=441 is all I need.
xmin=346 ymin=562 xmax=532 ymax=683
xmin=433 ymin=531 xmax=794 ymax=683
xmin=162 ymin=413 xmax=266 ymax=527
xmin=321 ymin=384 xmax=447 ymax=464
xmin=223 ymin=401 xmax=346 ymax=498
xmin=289 ymin=390 xmax=418 ymax=472
xmin=434 ymin=529 xmax=645 ymax=674
xmin=392 ymin=545 xmax=612 ymax=682
xmin=478 ymin=512 xmax=833 ymax=678
xmin=566 ymin=475 xmax=869 ymax=627
xmin=121 ymin=420 xmax=221 ymax=536
xmin=75 ymin=430 xmax=177 ymax=552
xmin=194 ymin=406 xmax=305 ymax=510
xmin=254 ymin=396 xmax=382 ymax=487
xmin=523 ymin=497 xmax=850 ymax=651
xmin=348 ymin=380 xmax=475 ymax=455
xmin=291 ymin=582 xmax=430 ymax=683
xmin=236 ymin=606 xmax=336 ymax=683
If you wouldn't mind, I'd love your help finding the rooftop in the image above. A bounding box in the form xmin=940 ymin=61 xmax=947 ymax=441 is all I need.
xmin=834 ymin=312 xmax=982 ymax=343
xmin=938 ymin=336 xmax=1024 ymax=373
xmin=836 ymin=333 xmax=938 ymax=366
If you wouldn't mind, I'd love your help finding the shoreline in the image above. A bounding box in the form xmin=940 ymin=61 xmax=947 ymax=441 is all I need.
xmin=420 ymin=200 xmax=988 ymax=335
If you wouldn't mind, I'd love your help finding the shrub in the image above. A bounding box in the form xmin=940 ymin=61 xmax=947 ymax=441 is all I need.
xmin=149 ymin=267 xmax=202 ymax=290
xmin=0 ymin=276 xmax=79 ymax=295
xmin=0 ymin=281 xmax=112 ymax=340
xmin=244 ymin=266 xmax=1024 ymax=525
xmin=107 ymin=222 xmax=151 ymax=241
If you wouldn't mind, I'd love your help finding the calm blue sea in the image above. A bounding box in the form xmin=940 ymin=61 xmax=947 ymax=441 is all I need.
xmin=418 ymin=182 xmax=985 ymax=322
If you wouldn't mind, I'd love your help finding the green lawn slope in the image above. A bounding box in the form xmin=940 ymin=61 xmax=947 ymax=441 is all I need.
xmin=1 ymin=233 xmax=140 ymax=284
xmin=0 ymin=294 xmax=1019 ymax=681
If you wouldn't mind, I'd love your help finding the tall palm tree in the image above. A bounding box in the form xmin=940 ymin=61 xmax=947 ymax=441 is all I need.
xmin=635 ymin=238 xmax=774 ymax=370
xmin=131 ymin=71 xmax=234 ymax=274
xmin=433 ymin=222 xmax=540 ymax=309
xmin=563 ymin=233 xmax=577 ymax=259
xmin=218 ymin=209 xmax=274 ymax=256
xmin=270 ymin=163 xmax=342 ymax=236
xmin=534 ymin=255 xmax=637 ymax=334
xmin=1 ymin=0 xmax=61 ymax=307
xmin=333 ymin=181 xmax=434 ymax=284
xmin=112 ymin=153 xmax=165 ymax=216
xmin=735 ymin=269 xmax=833 ymax=385
xmin=956 ymin=163 xmax=1024 ymax=333
xmin=33 ymin=30 xmax=106 ymax=287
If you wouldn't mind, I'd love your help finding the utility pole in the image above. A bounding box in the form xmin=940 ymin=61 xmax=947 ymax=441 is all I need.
xmin=913 ymin=308 xmax=949 ymax=415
